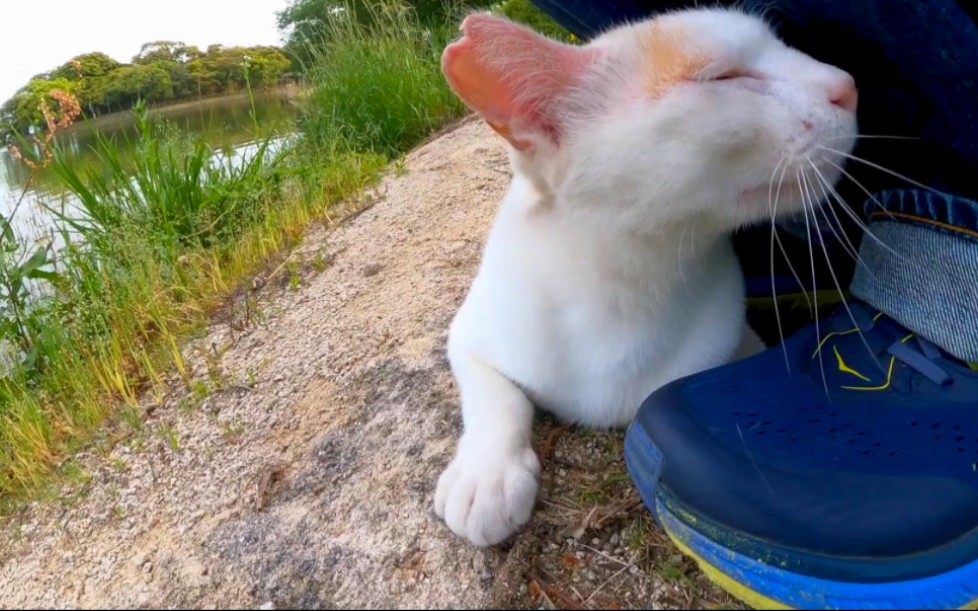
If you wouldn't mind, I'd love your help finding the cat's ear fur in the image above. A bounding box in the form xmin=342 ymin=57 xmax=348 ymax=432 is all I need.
xmin=442 ymin=14 xmax=599 ymax=152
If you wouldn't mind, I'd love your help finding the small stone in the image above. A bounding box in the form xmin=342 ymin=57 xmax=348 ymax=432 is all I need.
xmin=362 ymin=263 xmax=383 ymax=277
xmin=591 ymin=538 xmax=600 ymax=546
xmin=259 ymin=602 xmax=275 ymax=611
xmin=609 ymin=534 xmax=620 ymax=546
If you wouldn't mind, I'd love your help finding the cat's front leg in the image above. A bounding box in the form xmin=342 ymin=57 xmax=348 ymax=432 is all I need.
xmin=434 ymin=345 xmax=540 ymax=547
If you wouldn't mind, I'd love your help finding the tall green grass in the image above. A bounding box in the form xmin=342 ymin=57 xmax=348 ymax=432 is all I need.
xmin=0 ymin=0 xmax=452 ymax=501
xmin=498 ymin=0 xmax=573 ymax=41
xmin=0 ymin=0 xmax=568 ymax=503
xmin=298 ymin=0 xmax=468 ymax=158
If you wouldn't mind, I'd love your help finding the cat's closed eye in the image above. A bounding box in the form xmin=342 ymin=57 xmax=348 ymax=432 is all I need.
xmin=710 ymin=69 xmax=762 ymax=82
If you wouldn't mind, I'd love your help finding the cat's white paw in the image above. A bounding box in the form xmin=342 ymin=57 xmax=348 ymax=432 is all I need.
xmin=434 ymin=440 xmax=541 ymax=547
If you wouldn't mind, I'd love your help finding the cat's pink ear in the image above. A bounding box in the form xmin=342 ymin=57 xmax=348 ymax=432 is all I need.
xmin=442 ymin=14 xmax=598 ymax=151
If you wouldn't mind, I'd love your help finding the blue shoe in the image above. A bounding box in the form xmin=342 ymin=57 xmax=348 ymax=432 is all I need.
xmin=624 ymin=301 xmax=978 ymax=610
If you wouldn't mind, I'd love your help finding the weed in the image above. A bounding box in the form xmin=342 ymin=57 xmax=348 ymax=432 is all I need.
xmin=0 ymin=0 xmax=493 ymax=505
xmin=160 ymin=426 xmax=181 ymax=453
xmin=222 ymin=421 xmax=246 ymax=442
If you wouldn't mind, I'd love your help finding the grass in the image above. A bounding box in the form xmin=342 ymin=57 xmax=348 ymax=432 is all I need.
xmin=298 ymin=0 xmax=469 ymax=158
xmin=0 ymin=0 xmax=505 ymax=504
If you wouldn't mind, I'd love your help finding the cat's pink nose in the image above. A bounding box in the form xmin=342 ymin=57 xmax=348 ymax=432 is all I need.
xmin=828 ymin=73 xmax=858 ymax=113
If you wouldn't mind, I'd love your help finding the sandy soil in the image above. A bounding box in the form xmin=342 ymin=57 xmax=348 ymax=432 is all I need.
xmin=0 ymin=117 xmax=740 ymax=610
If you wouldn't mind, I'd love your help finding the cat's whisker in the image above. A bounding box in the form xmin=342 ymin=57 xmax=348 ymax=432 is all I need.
xmin=678 ymin=225 xmax=689 ymax=289
xmin=767 ymin=154 xmax=788 ymax=229
xmin=768 ymin=154 xmax=793 ymax=370
xmin=815 ymin=145 xmax=946 ymax=196
xmin=746 ymin=0 xmax=779 ymax=25
xmin=813 ymin=156 xmax=906 ymax=261
xmin=813 ymin=185 xmax=866 ymax=270
xmin=797 ymin=166 xmax=830 ymax=398
xmin=819 ymin=155 xmax=890 ymax=217
xmin=803 ymin=159 xmax=884 ymax=373
xmin=824 ymin=134 xmax=921 ymax=142
xmin=805 ymin=157 xmax=870 ymax=273
xmin=770 ymin=161 xmax=814 ymax=314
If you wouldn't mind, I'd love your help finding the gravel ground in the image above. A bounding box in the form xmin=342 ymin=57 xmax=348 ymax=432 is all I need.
xmin=0 ymin=117 xmax=741 ymax=610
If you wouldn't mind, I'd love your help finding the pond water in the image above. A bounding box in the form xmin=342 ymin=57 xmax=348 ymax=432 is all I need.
xmin=0 ymin=89 xmax=301 ymax=247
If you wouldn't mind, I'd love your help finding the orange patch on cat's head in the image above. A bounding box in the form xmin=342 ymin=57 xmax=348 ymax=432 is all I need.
xmin=640 ymin=23 xmax=708 ymax=97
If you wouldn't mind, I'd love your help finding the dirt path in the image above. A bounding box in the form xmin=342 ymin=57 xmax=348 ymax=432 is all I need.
xmin=0 ymin=118 xmax=739 ymax=610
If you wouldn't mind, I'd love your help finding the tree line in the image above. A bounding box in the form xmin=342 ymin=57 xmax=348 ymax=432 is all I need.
xmin=275 ymin=0 xmax=499 ymax=64
xmin=1 ymin=0 xmax=546 ymax=139
xmin=2 ymin=42 xmax=291 ymax=137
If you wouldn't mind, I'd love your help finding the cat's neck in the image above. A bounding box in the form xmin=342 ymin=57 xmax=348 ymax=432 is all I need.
xmin=499 ymin=173 xmax=732 ymax=294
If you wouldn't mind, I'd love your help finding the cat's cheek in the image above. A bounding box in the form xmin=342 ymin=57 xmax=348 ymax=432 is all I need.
xmin=730 ymin=77 xmax=770 ymax=95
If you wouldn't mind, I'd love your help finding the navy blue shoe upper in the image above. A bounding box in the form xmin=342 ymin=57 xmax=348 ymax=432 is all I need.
xmin=638 ymin=302 xmax=978 ymax=583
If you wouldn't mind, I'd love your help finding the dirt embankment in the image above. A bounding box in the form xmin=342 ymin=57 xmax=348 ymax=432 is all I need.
xmin=0 ymin=117 xmax=736 ymax=610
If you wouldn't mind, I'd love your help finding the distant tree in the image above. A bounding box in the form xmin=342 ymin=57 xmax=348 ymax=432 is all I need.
xmin=50 ymin=52 xmax=121 ymax=82
xmin=1 ymin=40 xmax=292 ymax=138
xmin=246 ymin=47 xmax=293 ymax=88
xmin=133 ymin=41 xmax=198 ymax=65
xmin=275 ymin=0 xmax=495 ymax=67
xmin=1 ymin=78 xmax=77 ymax=133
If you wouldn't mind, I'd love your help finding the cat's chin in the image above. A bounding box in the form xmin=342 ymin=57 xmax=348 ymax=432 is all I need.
xmin=738 ymin=181 xmax=803 ymax=207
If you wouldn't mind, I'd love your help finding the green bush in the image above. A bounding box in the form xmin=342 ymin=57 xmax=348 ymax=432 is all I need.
xmin=498 ymin=0 xmax=574 ymax=41
xmin=298 ymin=1 xmax=468 ymax=158
xmin=0 ymin=0 xmax=481 ymax=502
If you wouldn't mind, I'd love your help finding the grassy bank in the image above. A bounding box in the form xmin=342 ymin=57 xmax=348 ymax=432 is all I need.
xmin=0 ymin=0 xmax=565 ymax=503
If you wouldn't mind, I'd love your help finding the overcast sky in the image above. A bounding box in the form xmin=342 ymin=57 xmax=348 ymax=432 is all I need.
xmin=0 ymin=0 xmax=291 ymax=103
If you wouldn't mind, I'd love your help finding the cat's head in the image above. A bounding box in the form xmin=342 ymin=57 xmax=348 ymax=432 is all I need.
xmin=443 ymin=8 xmax=858 ymax=235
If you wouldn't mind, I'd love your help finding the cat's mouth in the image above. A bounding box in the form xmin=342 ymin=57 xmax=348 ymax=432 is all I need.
xmin=739 ymin=156 xmax=845 ymax=213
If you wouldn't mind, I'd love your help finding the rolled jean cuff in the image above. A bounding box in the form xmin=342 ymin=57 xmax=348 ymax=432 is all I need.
xmin=850 ymin=189 xmax=978 ymax=363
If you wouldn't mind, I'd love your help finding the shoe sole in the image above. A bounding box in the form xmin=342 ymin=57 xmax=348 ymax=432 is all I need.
xmin=624 ymin=421 xmax=978 ymax=610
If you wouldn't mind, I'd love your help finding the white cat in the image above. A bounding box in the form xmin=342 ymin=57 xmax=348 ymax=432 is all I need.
xmin=433 ymin=7 xmax=858 ymax=547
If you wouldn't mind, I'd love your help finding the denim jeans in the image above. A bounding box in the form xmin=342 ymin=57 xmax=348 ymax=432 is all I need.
xmin=529 ymin=0 xmax=978 ymax=362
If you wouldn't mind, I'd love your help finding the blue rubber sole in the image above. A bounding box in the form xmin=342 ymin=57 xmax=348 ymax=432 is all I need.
xmin=623 ymin=421 xmax=978 ymax=610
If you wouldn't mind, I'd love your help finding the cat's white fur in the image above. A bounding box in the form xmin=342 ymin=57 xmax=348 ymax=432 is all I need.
xmin=434 ymin=8 xmax=858 ymax=547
